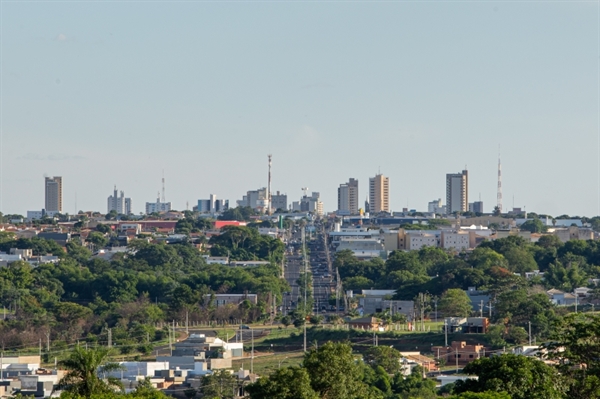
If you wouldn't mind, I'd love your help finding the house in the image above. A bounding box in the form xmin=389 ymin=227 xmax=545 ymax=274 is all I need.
xmin=443 ymin=317 xmax=467 ymax=333
xmin=37 ymin=232 xmax=71 ymax=246
xmin=347 ymin=316 xmax=385 ymax=331
xmin=547 ymin=289 xmax=578 ymax=306
xmin=400 ymin=352 xmax=438 ymax=372
xmin=202 ymin=256 xmax=229 ymax=265
xmin=574 ymin=287 xmax=592 ymax=298
xmin=463 ymin=317 xmax=489 ymax=334
xmin=432 ymin=341 xmax=487 ymax=366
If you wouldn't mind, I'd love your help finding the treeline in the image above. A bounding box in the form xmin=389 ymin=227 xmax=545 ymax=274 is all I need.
xmin=336 ymin=235 xmax=600 ymax=342
xmin=248 ymin=314 xmax=600 ymax=398
xmin=0 ymin=226 xmax=288 ymax=352
xmin=336 ymin=235 xmax=600 ymax=295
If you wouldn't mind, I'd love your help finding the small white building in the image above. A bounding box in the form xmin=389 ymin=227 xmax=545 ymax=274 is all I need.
xmin=440 ymin=231 xmax=470 ymax=251
xmin=106 ymin=361 xmax=170 ymax=380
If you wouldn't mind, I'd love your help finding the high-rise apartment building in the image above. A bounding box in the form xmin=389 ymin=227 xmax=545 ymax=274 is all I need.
xmin=271 ymin=192 xmax=287 ymax=212
xmin=469 ymin=201 xmax=484 ymax=214
xmin=45 ymin=176 xmax=63 ymax=212
xmin=337 ymin=178 xmax=359 ymax=215
xmin=292 ymin=192 xmax=323 ymax=216
xmin=369 ymin=174 xmax=389 ymax=214
xmin=237 ymin=188 xmax=268 ymax=211
xmin=107 ymin=186 xmax=132 ymax=215
xmin=446 ymin=170 xmax=468 ymax=214
xmin=197 ymin=194 xmax=229 ymax=214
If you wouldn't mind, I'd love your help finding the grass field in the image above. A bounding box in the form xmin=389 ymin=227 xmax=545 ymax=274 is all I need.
xmin=232 ymin=351 xmax=305 ymax=375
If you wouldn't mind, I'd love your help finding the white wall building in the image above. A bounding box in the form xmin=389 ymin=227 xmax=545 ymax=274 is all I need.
xmin=107 ymin=186 xmax=132 ymax=215
xmin=145 ymin=200 xmax=172 ymax=214
xmin=197 ymin=194 xmax=229 ymax=214
xmin=292 ymin=192 xmax=323 ymax=215
xmin=441 ymin=231 xmax=470 ymax=251
xmin=106 ymin=361 xmax=170 ymax=380
xmin=405 ymin=232 xmax=438 ymax=251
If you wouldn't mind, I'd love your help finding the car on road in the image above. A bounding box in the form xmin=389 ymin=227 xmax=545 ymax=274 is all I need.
xmin=239 ymin=325 xmax=250 ymax=329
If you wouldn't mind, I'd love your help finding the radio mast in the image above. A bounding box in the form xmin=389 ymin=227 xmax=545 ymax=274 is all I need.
xmin=267 ymin=155 xmax=272 ymax=215
xmin=497 ymin=147 xmax=503 ymax=213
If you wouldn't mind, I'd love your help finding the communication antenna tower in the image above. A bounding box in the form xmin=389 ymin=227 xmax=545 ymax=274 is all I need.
xmin=267 ymin=155 xmax=272 ymax=215
xmin=497 ymin=146 xmax=503 ymax=213
xmin=301 ymin=187 xmax=309 ymax=197
xmin=161 ymin=170 xmax=166 ymax=203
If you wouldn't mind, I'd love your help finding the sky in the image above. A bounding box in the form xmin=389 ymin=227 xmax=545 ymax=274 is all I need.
xmin=1 ymin=1 xmax=599 ymax=217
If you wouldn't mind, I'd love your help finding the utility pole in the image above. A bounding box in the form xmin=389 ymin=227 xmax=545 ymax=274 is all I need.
xmin=172 ymin=319 xmax=175 ymax=355
xmin=168 ymin=322 xmax=172 ymax=356
xmin=456 ymin=349 xmax=459 ymax=373
xmin=186 ymin=311 xmax=189 ymax=335
xmin=45 ymin=332 xmax=50 ymax=353
xmin=444 ymin=319 xmax=448 ymax=347
xmin=479 ymin=300 xmax=483 ymax=318
xmin=251 ymin=328 xmax=254 ymax=374
xmin=107 ymin=328 xmax=112 ymax=349
xmin=39 ymin=339 xmax=42 ymax=356
xmin=528 ymin=321 xmax=532 ymax=346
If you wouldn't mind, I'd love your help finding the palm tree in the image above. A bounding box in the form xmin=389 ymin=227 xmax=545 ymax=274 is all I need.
xmin=57 ymin=346 xmax=124 ymax=397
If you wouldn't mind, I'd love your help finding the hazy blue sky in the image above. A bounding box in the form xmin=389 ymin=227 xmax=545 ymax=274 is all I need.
xmin=2 ymin=1 xmax=598 ymax=216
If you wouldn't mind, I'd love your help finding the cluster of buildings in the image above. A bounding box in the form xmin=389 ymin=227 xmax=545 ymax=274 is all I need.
xmin=335 ymin=169 xmax=481 ymax=217
xmin=328 ymin=225 xmax=491 ymax=259
xmin=0 ymin=248 xmax=59 ymax=267
xmin=0 ymin=334 xmax=256 ymax=398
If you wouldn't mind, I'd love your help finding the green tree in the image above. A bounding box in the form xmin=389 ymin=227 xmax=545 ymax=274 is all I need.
xmin=544 ymin=313 xmax=600 ymax=399
xmin=453 ymin=354 xmax=564 ymax=399
xmin=199 ymin=369 xmax=238 ymax=399
xmin=57 ymin=347 xmax=124 ymax=397
xmin=246 ymin=366 xmax=319 ymax=399
xmin=391 ymin=365 xmax=437 ymax=398
xmin=363 ymin=346 xmax=402 ymax=374
xmin=96 ymin=224 xmax=113 ymax=234
xmin=520 ymin=219 xmax=547 ymax=233
xmin=87 ymin=232 xmax=109 ymax=251
xmin=303 ymin=342 xmax=374 ymax=399
xmin=438 ymin=288 xmax=472 ymax=317
xmin=449 ymin=392 xmax=511 ymax=399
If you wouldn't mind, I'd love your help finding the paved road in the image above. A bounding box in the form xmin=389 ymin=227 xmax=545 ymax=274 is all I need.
xmin=283 ymin=223 xmax=337 ymax=315
xmin=308 ymin=226 xmax=335 ymax=312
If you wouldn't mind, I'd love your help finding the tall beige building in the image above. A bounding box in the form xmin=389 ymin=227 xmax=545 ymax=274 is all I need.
xmin=369 ymin=174 xmax=389 ymax=213
xmin=45 ymin=176 xmax=63 ymax=212
xmin=338 ymin=178 xmax=359 ymax=215
xmin=446 ymin=170 xmax=468 ymax=214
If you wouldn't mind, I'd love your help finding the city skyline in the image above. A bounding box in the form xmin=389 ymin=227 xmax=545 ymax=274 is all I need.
xmin=2 ymin=2 xmax=598 ymax=216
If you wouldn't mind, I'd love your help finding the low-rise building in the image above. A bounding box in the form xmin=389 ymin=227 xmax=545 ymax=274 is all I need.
xmin=347 ymin=316 xmax=385 ymax=331
xmin=550 ymin=226 xmax=594 ymax=243
xmin=432 ymin=341 xmax=487 ymax=366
